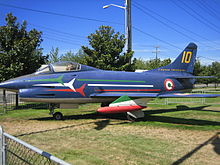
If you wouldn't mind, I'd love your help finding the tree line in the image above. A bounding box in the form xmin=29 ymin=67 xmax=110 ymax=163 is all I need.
xmin=0 ymin=13 xmax=219 ymax=85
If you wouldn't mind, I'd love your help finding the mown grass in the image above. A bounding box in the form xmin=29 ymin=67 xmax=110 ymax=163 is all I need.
xmin=130 ymin=103 xmax=220 ymax=131
xmin=0 ymin=100 xmax=220 ymax=165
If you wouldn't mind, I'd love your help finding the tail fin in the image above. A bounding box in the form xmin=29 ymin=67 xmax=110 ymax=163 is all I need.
xmin=150 ymin=42 xmax=197 ymax=74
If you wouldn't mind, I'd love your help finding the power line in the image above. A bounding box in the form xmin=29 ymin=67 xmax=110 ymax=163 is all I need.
xmin=0 ymin=20 xmax=87 ymax=48
xmin=133 ymin=3 xmax=200 ymax=42
xmin=194 ymin=0 xmax=220 ymax=21
xmin=43 ymin=33 xmax=85 ymax=44
xmin=132 ymin=26 xmax=182 ymax=50
xmin=0 ymin=2 xmax=182 ymax=51
xmin=179 ymin=0 xmax=220 ymax=31
xmin=28 ymin=23 xmax=88 ymax=44
xmin=200 ymin=0 xmax=220 ymax=16
xmin=213 ymin=0 xmax=220 ymax=6
xmin=44 ymin=36 xmax=84 ymax=46
xmin=29 ymin=23 xmax=86 ymax=39
xmin=199 ymin=56 xmax=219 ymax=62
xmin=170 ymin=0 xmax=220 ymax=35
xmin=0 ymin=3 xmax=123 ymax=26
xmin=133 ymin=1 xmax=220 ymax=47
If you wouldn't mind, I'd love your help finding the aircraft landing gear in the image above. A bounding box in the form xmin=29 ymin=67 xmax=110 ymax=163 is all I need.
xmin=126 ymin=113 xmax=137 ymax=122
xmin=49 ymin=104 xmax=63 ymax=120
xmin=53 ymin=112 xmax=63 ymax=120
xmin=126 ymin=110 xmax=145 ymax=122
xmin=101 ymin=102 xmax=111 ymax=107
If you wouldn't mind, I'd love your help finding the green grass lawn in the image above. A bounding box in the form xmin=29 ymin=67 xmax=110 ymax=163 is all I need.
xmin=0 ymin=101 xmax=220 ymax=165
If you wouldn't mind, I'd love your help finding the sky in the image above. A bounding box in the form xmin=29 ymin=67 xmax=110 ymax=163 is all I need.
xmin=0 ymin=0 xmax=220 ymax=65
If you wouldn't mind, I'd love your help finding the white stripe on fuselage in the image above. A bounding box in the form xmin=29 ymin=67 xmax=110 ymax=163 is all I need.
xmin=33 ymin=78 xmax=76 ymax=91
xmin=88 ymin=84 xmax=153 ymax=87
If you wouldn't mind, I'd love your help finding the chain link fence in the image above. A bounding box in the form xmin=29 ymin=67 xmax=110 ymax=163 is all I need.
xmin=0 ymin=91 xmax=48 ymax=114
xmin=0 ymin=92 xmax=7 ymax=115
xmin=0 ymin=126 xmax=71 ymax=165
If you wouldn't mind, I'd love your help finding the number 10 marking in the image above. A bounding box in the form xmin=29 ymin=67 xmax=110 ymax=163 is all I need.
xmin=181 ymin=51 xmax=192 ymax=63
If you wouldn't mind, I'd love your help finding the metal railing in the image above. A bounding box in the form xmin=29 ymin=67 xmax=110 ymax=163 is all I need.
xmin=0 ymin=126 xmax=71 ymax=165
xmin=149 ymin=90 xmax=220 ymax=105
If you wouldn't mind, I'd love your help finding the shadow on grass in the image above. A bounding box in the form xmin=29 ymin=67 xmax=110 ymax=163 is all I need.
xmin=17 ymin=118 xmax=129 ymax=137
xmin=143 ymin=105 xmax=214 ymax=115
xmin=94 ymin=119 xmax=110 ymax=130
xmin=142 ymin=105 xmax=219 ymax=128
xmin=16 ymin=121 xmax=96 ymax=137
xmin=29 ymin=105 xmax=220 ymax=127
xmin=172 ymin=132 xmax=220 ymax=165
xmin=19 ymin=105 xmax=220 ymax=142
xmin=140 ymin=105 xmax=220 ymax=126
xmin=31 ymin=111 xmax=127 ymax=121
xmin=142 ymin=115 xmax=220 ymax=126
xmin=30 ymin=105 xmax=207 ymax=120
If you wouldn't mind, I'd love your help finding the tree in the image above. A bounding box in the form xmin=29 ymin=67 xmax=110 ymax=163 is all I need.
xmin=47 ymin=47 xmax=60 ymax=63
xmin=210 ymin=62 xmax=220 ymax=87
xmin=60 ymin=48 xmax=87 ymax=64
xmin=193 ymin=60 xmax=220 ymax=86
xmin=193 ymin=60 xmax=202 ymax=76
xmin=82 ymin=26 xmax=135 ymax=71
xmin=198 ymin=65 xmax=213 ymax=86
xmin=0 ymin=13 xmax=47 ymax=82
xmin=135 ymin=58 xmax=171 ymax=70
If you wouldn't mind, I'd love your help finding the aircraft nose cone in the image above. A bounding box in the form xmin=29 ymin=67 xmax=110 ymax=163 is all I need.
xmin=0 ymin=74 xmax=33 ymax=90
xmin=0 ymin=80 xmax=16 ymax=90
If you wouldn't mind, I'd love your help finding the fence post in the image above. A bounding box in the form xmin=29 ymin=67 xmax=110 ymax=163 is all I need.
xmin=202 ymin=90 xmax=205 ymax=104
xmin=15 ymin=92 xmax=19 ymax=109
xmin=165 ymin=98 xmax=168 ymax=105
xmin=0 ymin=126 xmax=6 ymax=165
xmin=3 ymin=90 xmax=7 ymax=114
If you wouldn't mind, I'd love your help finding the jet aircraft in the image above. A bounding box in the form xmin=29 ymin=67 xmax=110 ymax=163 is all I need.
xmin=0 ymin=43 xmax=219 ymax=120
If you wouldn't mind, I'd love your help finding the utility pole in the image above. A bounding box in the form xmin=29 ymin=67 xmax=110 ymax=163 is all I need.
xmin=103 ymin=0 xmax=132 ymax=64
xmin=152 ymin=46 xmax=160 ymax=67
xmin=152 ymin=46 xmax=160 ymax=61
xmin=125 ymin=0 xmax=132 ymax=55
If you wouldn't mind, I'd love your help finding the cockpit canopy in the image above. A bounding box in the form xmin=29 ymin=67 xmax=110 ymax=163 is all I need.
xmin=52 ymin=61 xmax=81 ymax=72
xmin=35 ymin=61 xmax=99 ymax=74
xmin=35 ymin=62 xmax=81 ymax=74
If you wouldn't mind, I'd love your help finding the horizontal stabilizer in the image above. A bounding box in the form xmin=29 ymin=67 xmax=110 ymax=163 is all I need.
xmin=169 ymin=76 xmax=215 ymax=79
xmin=158 ymin=93 xmax=220 ymax=98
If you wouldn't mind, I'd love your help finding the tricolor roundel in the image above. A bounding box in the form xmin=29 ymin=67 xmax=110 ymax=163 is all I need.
xmin=164 ymin=79 xmax=175 ymax=91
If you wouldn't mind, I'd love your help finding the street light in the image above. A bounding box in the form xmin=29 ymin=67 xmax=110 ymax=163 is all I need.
xmin=103 ymin=0 xmax=132 ymax=58
xmin=103 ymin=4 xmax=125 ymax=9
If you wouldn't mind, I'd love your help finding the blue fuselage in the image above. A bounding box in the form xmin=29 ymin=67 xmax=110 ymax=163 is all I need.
xmin=0 ymin=69 xmax=194 ymax=103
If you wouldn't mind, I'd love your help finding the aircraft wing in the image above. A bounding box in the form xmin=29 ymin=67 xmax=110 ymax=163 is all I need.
xmin=91 ymin=92 xmax=220 ymax=98
xmin=90 ymin=92 xmax=158 ymax=98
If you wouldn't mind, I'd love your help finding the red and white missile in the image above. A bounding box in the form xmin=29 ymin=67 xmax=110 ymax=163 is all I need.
xmin=97 ymin=105 xmax=146 ymax=114
xmin=97 ymin=95 xmax=147 ymax=114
